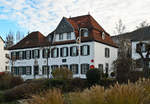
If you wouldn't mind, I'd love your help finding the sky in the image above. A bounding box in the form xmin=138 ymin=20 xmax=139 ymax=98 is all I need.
xmin=0 ymin=0 xmax=150 ymax=40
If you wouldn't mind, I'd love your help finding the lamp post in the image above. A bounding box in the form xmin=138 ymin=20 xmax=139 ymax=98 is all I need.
xmin=77 ymin=28 xmax=82 ymax=78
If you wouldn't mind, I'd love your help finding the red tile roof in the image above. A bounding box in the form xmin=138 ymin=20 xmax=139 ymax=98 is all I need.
xmin=66 ymin=15 xmax=117 ymax=47
xmin=9 ymin=31 xmax=50 ymax=50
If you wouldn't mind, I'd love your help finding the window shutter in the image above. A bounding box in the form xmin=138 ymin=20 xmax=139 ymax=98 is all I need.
xmin=11 ymin=52 xmax=13 ymax=59
xmin=57 ymin=48 xmax=59 ymax=57
xmin=76 ymin=64 xmax=78 ymax=74
xmin=60 ymin=48 xmax=63 ymax=57
xmin=87 ymin=45 xmax=90 ymax=55
xmin=81 ymin=64 xmax=83 ymax=74
xmin=42 ymin=49 xmax=44 ymax=58
xmin=108 ymin=49 xmax=110 ymax=57
xmin=29 ymin=51 xmax=31 ymax=59
xmin=81 ymin=46 xmax=83 ymax=55
xmin=51 ymin=49 xmax=53 ymax=58
xmin=70 ymin=47 xmax=72 ymax=56
xmin=66 ymin=48 xmax=68 ymax=56
xmin=76 ymin=47 xmax=78 ymax=56
xmin=32 ymin=50 xmax=34 ymax=58
xmin=38 ymin=50 xmax=40 ymax=58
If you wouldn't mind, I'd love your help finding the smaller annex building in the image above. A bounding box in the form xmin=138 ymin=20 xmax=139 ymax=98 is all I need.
xmin=0 ymin=36 xmax=9 ymax=72
xmin=8 ymin=14 xmax=118 ymax=80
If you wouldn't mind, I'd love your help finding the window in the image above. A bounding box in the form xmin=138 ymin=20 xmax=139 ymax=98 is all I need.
xmin=43 ymin=49 xmax=49 ymax=58
xmin=19 ymin=51 xmax=23 ymax=60
xmin=42 ymin=66 xmax=49 ymax=75
xmin=98 ymin=64 xmax=103 ymax=73
xmin=59 ymin=33 xmax=63 ymax=40
xmin=26 ymin=50 xmax=31 ymax=59
xmin=51 ymin=65 xmax=59 ymax=71
xmin=26 ymin=66 xmax=32 ymax=75
xmin=70 ymin=46 xmax=78 ymax=56
xmin=18 ymin=67 xmax=23 ymax=75
xmin=11 ymin=52 xmax=16 ymax=60
xmin=81 ymin=45 xmax=90 ymax=56
xmin=105 ymin=48 xmax=110 ymax=58
xmin=12 ymin=67 xmax=19 ymax=75
xmin=16 ymin=52 xmax=19 ymax=60
xmin=102 ymin=32 xmax=105 ymax=40
xmin=32 ymin=50 xmax=40 ymax=59
xmin=60 ymin=65 xmax=68 ymax=69
xmin=81 ymin=64 xmax=89 ymax=74
xmin=51 ymin=48 xmax=59 ymax=58
xmin=70 ymin=64 xmax=78 ymax=74
xmin=141 ymin=43 xmax=146 ymax=52
xmin=67 ymin=32 xmax=71 ymax=40
xmin=105 ymin=63 xmax=109 ymax=74
xmin=81 ymin=28 xmax=88 ymax=37
xmin=60 ymin=47 xmax=68 ymax=57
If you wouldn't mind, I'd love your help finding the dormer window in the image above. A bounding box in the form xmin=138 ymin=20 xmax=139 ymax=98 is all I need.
xmin=67 ymin=32 xmax=71 ymax=40
xmin=102 ymin=32 xmax=105 ymax=40
xmin=81 ymin=28 xmax=88 ymax=37
xmin=59 ymin=33 xmax=63 ymax=40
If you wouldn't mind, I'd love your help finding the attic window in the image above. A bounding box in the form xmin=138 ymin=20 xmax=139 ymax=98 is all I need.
xmin=80 ymin=28 xmax=88 ymax=37
xmin=102 ymin=32 xmax=105 ymax=40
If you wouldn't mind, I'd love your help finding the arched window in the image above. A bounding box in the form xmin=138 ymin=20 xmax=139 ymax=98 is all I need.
xmin=102 ymin=32 xmax=105 ymax=40
xmin=81 ymin=28 xmax=88 ymax=37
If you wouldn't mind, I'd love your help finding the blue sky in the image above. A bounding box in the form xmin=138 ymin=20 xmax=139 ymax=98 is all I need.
xmin=0 ymin=0 xmax=150 ymax=41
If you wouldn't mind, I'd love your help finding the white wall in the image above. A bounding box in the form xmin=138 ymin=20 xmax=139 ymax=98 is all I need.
xmin=94 ymin=42 xmax=118 ymax=75
xmin=10 ymin=42 xmax=95 ymax=79
xmin=10 ymin=41 xmax=118 ymax=80
xmin=0 ymin=39 xmax=9 ymax=72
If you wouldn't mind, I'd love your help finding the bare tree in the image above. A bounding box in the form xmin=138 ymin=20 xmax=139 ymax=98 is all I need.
xmin=136 ymin=42 xmax=150 ymax=77
xmin=16 ymin=31 xmax=21 ymax=43
xmin=5 ymin=31 xmax=14 ymax=49
xmin=114 ymin=19 xmax=126 ymax=35
xmin=136 ymin=21 xmax=149 ymax=29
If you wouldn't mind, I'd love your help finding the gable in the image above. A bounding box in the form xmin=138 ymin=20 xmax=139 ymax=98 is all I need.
xmin=0 ymin=36 xmax=4 ymax=43
xmin=55 ymin=17 xmax=74 ymax=34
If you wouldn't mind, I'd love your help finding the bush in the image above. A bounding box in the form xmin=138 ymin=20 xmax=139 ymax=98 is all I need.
xmin=44 ymin=78 xmax=87 ymax=92
xmin=0 ymin=73 xmax=23 ymax=90
xmin=105 ymin=82 xmax=149 ymax=104
xmin=3 ymin=79 xmax=45 ymax=102
xmin=69 ymin=85 xmax=105 ymax=104
xmin=86 ymin=68 xmax=101 ymax=86
xmin=27 ymin=89 xmax=64 ymax=104
xmin=52 ymin=67 xmax=73 ymax=80
xmin=69 ymin=78 xmax=88 ymax=91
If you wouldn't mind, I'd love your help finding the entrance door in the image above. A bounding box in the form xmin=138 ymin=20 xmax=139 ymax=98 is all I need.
xmin=34 ymin=66 xmax=39 ymax=77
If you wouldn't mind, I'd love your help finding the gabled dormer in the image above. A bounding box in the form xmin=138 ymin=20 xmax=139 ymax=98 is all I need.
xmin=53 ymin=17 xmax=76 ymax=42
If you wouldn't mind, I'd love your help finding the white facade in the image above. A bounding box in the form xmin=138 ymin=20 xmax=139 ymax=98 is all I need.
xmin=9 ymin=41 xmax=117 ymax=80
xmin=0 ymin=37 xmax=9 ymax=72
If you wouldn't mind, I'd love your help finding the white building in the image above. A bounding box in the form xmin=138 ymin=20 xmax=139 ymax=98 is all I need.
xmin=0 ymin=36 xmax=9 ymax=72
xmin=9 ymin=15 xmax=118 ymax=80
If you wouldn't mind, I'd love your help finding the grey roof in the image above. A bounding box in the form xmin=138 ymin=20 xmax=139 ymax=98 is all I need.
xmin=112 ymin=26 xmax=150 ymax=41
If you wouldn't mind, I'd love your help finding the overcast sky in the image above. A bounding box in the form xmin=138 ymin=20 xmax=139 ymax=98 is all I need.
xmin=0 ymin=0 xmax=150 ymax=39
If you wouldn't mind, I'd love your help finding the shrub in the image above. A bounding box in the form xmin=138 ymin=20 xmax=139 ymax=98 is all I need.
xmin=86 ymin=68 xmax=101 ymax=86
xmin=27 ymin=89 xmax=64 ymax=104
xmin=3 ymin=80 xmax=45 ymax=102
xmin=69 ymin=85 xmax=105 ymax=104
xmin=0 ymin=73 xmax=23 ymax=90
xmin=52 ymin=67 xmax=73 ymax=80
xmin=69 ymin=78 xmax=88 ymax=91
xmin=105 ymin=82 xmax=150 ymax=104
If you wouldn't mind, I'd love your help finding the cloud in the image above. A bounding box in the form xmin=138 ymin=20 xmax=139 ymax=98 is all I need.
xmin=0 ymin=0 xmax=150 ymax=36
